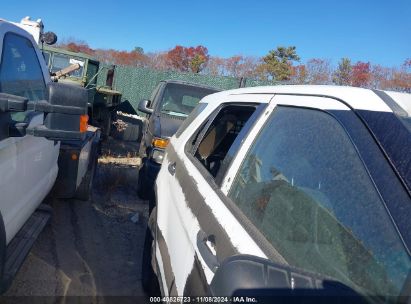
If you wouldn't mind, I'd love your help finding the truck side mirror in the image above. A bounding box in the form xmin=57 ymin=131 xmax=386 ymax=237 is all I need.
xmin=27 ymin=82 xmax=88 ymax=140
xmin=1 ymin=82 xmax=89 ymax=141
xmin=40 ymin=31 xmax=58 ymax=45
xmin=0 ymin=93 xmax=29 ymax=112
xmin=138 ymin=99 xmax=153 ymax=114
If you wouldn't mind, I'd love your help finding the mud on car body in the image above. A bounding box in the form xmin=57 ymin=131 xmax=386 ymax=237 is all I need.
xmin=142 ymin=85 xmax=411 ymax=302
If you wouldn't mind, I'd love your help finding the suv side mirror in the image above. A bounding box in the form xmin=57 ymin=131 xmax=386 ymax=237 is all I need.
xmin=138 ymin=99 xmax=153 ymax=114
xmin=1 ymin=82 xmax=89 ymax=141
xmin=210 ymin=255 xmax=365 ymax=302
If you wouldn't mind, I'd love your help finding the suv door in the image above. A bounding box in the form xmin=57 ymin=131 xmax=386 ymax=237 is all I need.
xmin=0 ymin=29 xmax=59 ymax=244
xmin=221 ymin=94 xmax=411 ymax=299
xmin=155 ymin=93 xmax=274 ymax=296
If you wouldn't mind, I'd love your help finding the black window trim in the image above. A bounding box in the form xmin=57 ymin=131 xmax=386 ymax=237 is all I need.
xmin=184 ymin=102 xmax=264 ymax=183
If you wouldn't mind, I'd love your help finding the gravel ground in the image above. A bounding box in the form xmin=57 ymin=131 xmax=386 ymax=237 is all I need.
xmin=2 ymin=140 xmax=149 ymax=302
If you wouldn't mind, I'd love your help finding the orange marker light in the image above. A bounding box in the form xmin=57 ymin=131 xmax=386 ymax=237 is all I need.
xmin=80 ymin=114 xmax=89 ymax=133
xmin=152 ymin=137 xmax=169 ymax=149
xmin=71 ymin=153 xmax=78 ymax=160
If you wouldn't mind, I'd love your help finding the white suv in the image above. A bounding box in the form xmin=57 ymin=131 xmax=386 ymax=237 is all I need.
xmin=143 ymin=85 xmax=411 ymax=302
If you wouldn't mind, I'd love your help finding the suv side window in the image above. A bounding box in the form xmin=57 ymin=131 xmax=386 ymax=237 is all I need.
xmin=0 ymin=32 xmax=46 ymax=122
xmin=189 ymin=104 xmax=258 ymax=180
xmin=228 ymin=106 xmax=411 ymax=297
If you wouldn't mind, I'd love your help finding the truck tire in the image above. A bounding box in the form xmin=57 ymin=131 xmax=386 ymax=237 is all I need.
xmin=137 ymin=162 xmax=149 ymax=200
xmin=75 ymin=155 xmax=97 ymax=201
xmin=0 ymin=213 xmax=6 ymax=293
xmin=141 ymin=226 xmax=160 ymax=295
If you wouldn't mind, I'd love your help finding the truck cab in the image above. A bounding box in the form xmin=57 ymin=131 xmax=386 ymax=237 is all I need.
xmin=0 ymin=19 xmax=57 ymax=244
xmin=42 ymin=45 xmax=122 ymax=137
xmin=0 ymin=17 xmax=99 ymax=292
xmin=137 ymin=80 xmax=220 ymax=200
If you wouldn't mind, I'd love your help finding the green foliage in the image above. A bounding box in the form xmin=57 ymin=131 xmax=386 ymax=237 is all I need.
xmin=190 ymin=54 xmax=207 ymax=73
xmin=333 ymin=58 xmax=352 ymax=86
xmin=132 ymin=46 xmax=144 ymax=54
xmin=261 ymin=46 xmax=300 ymax=81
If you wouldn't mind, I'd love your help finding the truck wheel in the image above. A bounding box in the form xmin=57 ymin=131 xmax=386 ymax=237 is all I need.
xmin=137 ymin=164 xmax=150 ymax=200
xmin=0 ymin=213 xmax=6 ymax=293
xmin=141 ymin=226 xmax=160 ymax=295
xmin=75 ymin=155 xmax=97 ymax=201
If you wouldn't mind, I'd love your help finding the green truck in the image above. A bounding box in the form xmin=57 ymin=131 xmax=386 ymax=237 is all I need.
xmin=42 ymin=45 xmax=122 ymax=137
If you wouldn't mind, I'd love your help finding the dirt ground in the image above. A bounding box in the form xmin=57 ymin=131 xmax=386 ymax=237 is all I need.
xmin=2 ymin=139 xmax=149 ymax=302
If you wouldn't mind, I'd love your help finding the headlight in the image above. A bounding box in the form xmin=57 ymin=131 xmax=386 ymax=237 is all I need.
xmin=152 ymin=149 xmax=164 ymax=164
xmin=152 ymin=137 xmax=169 ymax=149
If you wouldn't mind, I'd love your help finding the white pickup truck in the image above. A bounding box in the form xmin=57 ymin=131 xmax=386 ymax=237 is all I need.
xmin=0 ymin=18 xmax=100 ymax=292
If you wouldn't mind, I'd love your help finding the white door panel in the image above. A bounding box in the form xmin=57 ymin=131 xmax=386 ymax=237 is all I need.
xmin=156 ymin=94 xmax=274 ymax=295
xmin=156 ymin=157 xmax=201 ymax=295
xmin=0 ymin=25 xmax=58 ymax=244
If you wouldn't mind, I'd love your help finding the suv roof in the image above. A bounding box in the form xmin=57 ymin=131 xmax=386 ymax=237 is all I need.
xmin=203 ymin=84 xmax=411 ymax=196
xmin=203 ymin=85 xmax=411 ymax=113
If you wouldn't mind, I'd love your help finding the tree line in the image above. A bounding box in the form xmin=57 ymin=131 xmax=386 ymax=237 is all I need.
xmin=58 ymin=39 xmax=411 ymax=92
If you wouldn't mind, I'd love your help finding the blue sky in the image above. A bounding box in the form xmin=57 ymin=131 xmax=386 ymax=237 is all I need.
xmin=2 ymin=0 xmax=410 ymax=66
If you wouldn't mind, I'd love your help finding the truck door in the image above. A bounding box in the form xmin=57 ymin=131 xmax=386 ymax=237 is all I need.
xmin=0 ymin=28 xmax=59 ymax=244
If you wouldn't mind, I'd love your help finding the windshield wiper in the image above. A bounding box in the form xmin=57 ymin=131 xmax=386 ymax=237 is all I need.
xmin=161 ymin=109 xmax=188 ymax=116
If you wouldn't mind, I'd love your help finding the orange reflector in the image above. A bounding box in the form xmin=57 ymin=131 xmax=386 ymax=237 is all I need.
xmin=152 ymin=137 xmax=169 ymax=149
xmin=71 ymin=153 xmax=78 ymax=160
xmin=80 ymin=114 xmax=88 ymax=133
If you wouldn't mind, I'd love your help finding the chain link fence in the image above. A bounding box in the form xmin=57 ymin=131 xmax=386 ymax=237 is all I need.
xmin=97 ymin=65 xmax=276 ymax=112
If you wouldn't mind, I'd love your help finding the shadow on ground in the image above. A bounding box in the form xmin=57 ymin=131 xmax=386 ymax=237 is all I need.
xmin=3 ymin=146 xmax=149 ymax=301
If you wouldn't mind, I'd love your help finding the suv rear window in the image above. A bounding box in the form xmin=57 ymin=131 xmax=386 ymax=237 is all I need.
xmin=228 ymin=106 xmax=411 ymax=298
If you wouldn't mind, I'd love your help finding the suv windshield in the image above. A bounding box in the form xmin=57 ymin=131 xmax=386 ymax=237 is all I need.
xmin=159 ymin=83 xmax=217 ymax=117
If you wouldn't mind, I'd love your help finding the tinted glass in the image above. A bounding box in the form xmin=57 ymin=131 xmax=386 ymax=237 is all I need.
xmin=0 ymin=33 xmax=46 ymax=122
xmin=229 ymin=106 xmax=411 ymax=298
xmin=160 ymin=83 xmax=217 ymax=117
xmin=0 ymin=33 xmax=46 ymax=100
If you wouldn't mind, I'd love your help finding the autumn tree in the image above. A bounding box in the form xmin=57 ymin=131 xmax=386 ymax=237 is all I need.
xmin=261 ymin=46 xmax=300 ymax=81
xmin=389 ymin=59 xmax=411 ymax=92
xmin=305 ymin=58 xmax=332 ymax=84
xmin=58 ymin=38 xmax=95 ymax=55
xmin=351 ymin=61 xmax=371 ymax=87
xmin=203 ymin=57 xmax=226 ymax=76
xmin=146 ymin=52 xmax=170 ymax=70
xmin=291 ymin=65 xmax=307 ymax=84
xmin=333 ymin=58 xmax=352 ymax=86
xmin=166 ymin=45 xmax=209 ymax=73
xmin=369 ymin=65 xmax=392 ymax=89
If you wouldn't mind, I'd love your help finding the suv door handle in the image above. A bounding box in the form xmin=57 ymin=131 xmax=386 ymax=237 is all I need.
xmin=168 ymin=162 xmax=176 ymax=175
xmin=197 ymin=230 xmax=219 ymax=272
